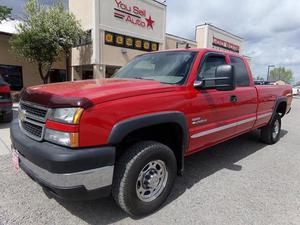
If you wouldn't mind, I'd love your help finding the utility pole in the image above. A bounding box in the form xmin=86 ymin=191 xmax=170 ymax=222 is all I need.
xmin=267 ymin=65 xmax=275 ymax=81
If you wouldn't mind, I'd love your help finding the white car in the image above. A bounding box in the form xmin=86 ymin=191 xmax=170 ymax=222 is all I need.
xmin=292 ymin=87 xmax=300 ymax=95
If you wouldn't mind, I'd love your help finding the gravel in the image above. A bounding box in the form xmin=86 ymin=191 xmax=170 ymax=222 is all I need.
xmin=0 ymin=98 xmax=300 ymax=225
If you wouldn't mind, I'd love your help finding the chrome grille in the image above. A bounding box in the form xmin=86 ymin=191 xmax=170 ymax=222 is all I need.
xmin=19 ymin=101 xmax=49 ymax=141
xmin=20 ymin=101 xmax=48 ymax=122
xmin=21 ymin=121 xmax=43 ymax=138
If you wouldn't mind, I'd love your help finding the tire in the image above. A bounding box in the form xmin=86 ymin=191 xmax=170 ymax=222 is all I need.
xmin=2 ymin=111 xmax=13 ymax=123
xmin=112 ymin=141 xmax=177 ymax=217
xmin=261 ymin=113 xmax=281 ymax=144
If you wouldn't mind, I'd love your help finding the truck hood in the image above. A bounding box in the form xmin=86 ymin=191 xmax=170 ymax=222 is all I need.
xmin=21 ymin=78 xmax=177 ymax=108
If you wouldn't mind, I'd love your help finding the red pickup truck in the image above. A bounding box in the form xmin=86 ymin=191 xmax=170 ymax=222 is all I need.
xmin=0 ymin=76 xmax=13 ymax=123
xmin=11 ymin=48 xmax=292 ymax=216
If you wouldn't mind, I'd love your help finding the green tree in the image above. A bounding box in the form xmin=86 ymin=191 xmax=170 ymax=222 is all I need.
xmin=269 ymin=67 xmax=294 ymax=84
xmin=0 ymin=5 xmax=12 ymax=22
xmin=10 ymin=0 xmax=84 ymax=84
xmin=255 ymin=76 xmax=264 ymax=81
xmin=45 ymin=1 xmax=84 ymax=80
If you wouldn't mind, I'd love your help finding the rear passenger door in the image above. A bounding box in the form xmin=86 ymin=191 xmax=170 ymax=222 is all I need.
xmin=229 ymin=56 xmax=257 ymax=134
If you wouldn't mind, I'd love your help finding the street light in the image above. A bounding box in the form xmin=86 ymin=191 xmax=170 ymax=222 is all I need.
xmin=267 ymin=65 xmax=275 ymax=81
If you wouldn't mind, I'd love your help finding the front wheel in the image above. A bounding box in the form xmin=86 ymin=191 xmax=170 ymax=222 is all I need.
xmin=260 ymin=113 xmax=281 ymax=144
xmin=112 ymin=141 xmax=177 ymax=217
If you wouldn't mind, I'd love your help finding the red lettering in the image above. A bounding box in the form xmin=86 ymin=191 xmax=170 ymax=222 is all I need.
xmin=115 ymin=0 xmax=131 ymax=12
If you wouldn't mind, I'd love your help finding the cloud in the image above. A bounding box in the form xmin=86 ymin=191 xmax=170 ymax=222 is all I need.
xmin=166 ymin=0 xmax=300 ymax=81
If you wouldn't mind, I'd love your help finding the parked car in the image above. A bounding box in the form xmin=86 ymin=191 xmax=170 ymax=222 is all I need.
xmin=0 ymin=76 xmax=13 ymax=123
xmin=292 ymin=87 xmax=299 ymax=95
xmin=10 ymin=48 xmax=292 ymax=216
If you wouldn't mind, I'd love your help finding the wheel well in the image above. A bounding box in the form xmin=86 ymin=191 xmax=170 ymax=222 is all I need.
xmin=115 ymin=123 xmax=184 ymax=174
xmin=276 ymin=101 xmax=287 ymax=117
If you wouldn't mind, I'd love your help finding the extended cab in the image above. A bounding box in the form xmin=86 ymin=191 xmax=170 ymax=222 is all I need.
xmin=10 ymin=49 xmax=292 ymax=216
xmin=0 ymin=76 xmax=13 ymax=123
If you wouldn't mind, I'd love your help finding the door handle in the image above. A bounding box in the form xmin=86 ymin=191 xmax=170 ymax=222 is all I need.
xmin=230 ymin=95 xmax=238 ymax=103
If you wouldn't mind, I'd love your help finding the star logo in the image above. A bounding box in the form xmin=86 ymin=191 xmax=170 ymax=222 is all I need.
xmin=145 ymin=16 xmax=155 ymax=29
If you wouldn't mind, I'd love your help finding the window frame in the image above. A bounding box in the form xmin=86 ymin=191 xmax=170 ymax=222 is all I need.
xmin=196 ymin=52 xmax=227 ymax=88
xmin=229 ymin=56 xmax=250 ymax=87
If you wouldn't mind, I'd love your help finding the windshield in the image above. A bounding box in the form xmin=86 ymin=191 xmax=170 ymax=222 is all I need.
xmin=113 ymin=51 xmax=197 ymax=84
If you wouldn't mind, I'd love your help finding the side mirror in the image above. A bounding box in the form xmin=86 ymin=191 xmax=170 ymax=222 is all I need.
xmin=194 ymin=65 xmax=235 ymax=91
xmin=215 ymin=65 xmax=235 ymax=91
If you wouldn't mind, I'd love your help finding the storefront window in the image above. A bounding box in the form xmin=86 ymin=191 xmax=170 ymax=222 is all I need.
xmin=49 ymin=69 xmax=67 ymax=83
xmin=0 ymin=65 xmax=23 ymax=91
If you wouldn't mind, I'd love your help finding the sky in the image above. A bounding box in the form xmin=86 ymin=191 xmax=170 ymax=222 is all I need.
xmin=1 ymin=0 xmax=300 ymax=82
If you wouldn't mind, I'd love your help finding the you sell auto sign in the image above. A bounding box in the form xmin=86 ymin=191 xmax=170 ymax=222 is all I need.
xmin=114 ymin=0 xmax=155 ymax=29
xmin=99 ymin=0 xmax=166 ymax=43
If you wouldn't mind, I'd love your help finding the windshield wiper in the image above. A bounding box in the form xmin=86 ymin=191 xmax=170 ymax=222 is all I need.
xmin=132 ymin=77 xmax=154 ymax=81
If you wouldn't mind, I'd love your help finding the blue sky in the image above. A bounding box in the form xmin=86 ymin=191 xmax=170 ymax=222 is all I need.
xmin=1 ymin=0 xmax=300 ymax=82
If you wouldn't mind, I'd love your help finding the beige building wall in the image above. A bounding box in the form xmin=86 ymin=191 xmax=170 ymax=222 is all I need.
xmin=0 ymin=33 xmax=65 ymax=88
xmin=196 ymin=24 xmax=243 ymax=53
xmin=165 ymin=34 xmax=197 ymax=49
xmin=69 ymin=0 xmax=93 ymax=30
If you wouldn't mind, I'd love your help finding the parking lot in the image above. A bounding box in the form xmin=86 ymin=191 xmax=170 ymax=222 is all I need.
xmin=0 ymin=99 xmax=300 ymax=225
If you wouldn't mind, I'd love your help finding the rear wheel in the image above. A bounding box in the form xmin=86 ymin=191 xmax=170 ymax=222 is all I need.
xmin=261 ymin=113 xmax=281 ymax=144
xmin=112 ymin=141 xmax=177 ymax=217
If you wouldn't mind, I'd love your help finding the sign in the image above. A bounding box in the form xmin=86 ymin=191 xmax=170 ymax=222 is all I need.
xmin=99 ymin=0 xmax=166 ymax=43
xmin=212 ymin=37 xmax=240 ymax=53
xmin=114 ymin=0 xmax=155 ymax=29
xmin=105 ymin=31 xmax=159 ymax=52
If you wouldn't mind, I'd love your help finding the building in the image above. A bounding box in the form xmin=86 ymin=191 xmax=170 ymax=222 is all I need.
xmin=0 ymin=0 xmax=247 ymax=90
xmin=0 ymin=20 xmax=66 ymax=91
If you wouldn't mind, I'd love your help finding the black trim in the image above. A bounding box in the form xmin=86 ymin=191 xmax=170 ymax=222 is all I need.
xmin=272 ymin=96 xmax=288 ymax=120
xmin=108 ymin=111 xmax=189 ymax=174
xmin=10 ymin=120 xmax=116 ymax=174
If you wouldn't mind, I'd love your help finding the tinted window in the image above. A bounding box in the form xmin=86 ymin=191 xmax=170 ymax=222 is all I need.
xmin=197 ymin=55 xmax=226 ymax=87
xmin=0 ymin=65 xmax=23 ymax=91
xmin=230 ymin=56 xmax=250 ymax=87
xmin=113 ymin=51 xmax=197 ymax=85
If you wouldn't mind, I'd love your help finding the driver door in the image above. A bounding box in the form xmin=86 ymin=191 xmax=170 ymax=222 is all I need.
xmin=188 ymin=53 xmax=239 ymax=152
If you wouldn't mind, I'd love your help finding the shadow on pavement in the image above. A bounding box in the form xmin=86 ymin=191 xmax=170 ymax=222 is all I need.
xmin=56 ymin=129 xmax=288 ymax=224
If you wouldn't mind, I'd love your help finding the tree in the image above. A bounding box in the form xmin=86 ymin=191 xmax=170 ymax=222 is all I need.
xmin=269 ymin=67 xmax=294 ymax=84
xmin=255 ymin=76 xmax=264 ymax=81
xmin=0 ymin=5 xmax=12 ymax=22
xmin=44 ymin=1 xmax=84 ymax=81
xmin=10 ymin=0 xmax=84 ymax=84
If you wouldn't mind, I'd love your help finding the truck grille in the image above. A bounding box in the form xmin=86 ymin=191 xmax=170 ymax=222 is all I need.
xmin=20 ymin=102 xmax=48 ymax=122
xmin=0 ymin=93 xmax=11 ymax=101
xmin=19 ymin=101 xmax=49 ymax=141
xmin=21 ymin=121 xmax=43 ymax=139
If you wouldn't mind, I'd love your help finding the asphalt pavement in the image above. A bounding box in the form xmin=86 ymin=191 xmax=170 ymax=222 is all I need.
xmin=0 ymin=99 xmax=299 ymax=225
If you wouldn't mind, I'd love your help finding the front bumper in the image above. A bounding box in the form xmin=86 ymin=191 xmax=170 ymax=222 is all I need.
xmin=10 ymin=120 xmax=116 ymax=200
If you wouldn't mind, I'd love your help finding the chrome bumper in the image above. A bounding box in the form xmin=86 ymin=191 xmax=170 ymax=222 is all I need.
xmin=18 ymin=152 xmax=114 ymax=191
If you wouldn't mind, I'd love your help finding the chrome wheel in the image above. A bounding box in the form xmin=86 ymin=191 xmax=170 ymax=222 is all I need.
xmin=136 ymin=160 xmax=168 ymax=202
xmin=272 ymin=119 xmax=280 ymax=139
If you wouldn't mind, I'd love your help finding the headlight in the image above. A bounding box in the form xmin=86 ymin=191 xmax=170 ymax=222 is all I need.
xmin=45 ymin=129 xmax=79 ymax=148
xmin=48 ymin=108 xmax=84 ymax=124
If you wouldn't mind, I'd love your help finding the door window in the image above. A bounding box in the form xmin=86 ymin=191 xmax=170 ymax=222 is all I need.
xmin=230 ymin=56 xmax=250 ymax=87
xmin=197 ymin=55 xmax=226 ymax=87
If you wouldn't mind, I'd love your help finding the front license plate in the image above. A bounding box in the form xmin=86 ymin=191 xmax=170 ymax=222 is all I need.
xmin=11 ymin=146 xmax=20 ymax=171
